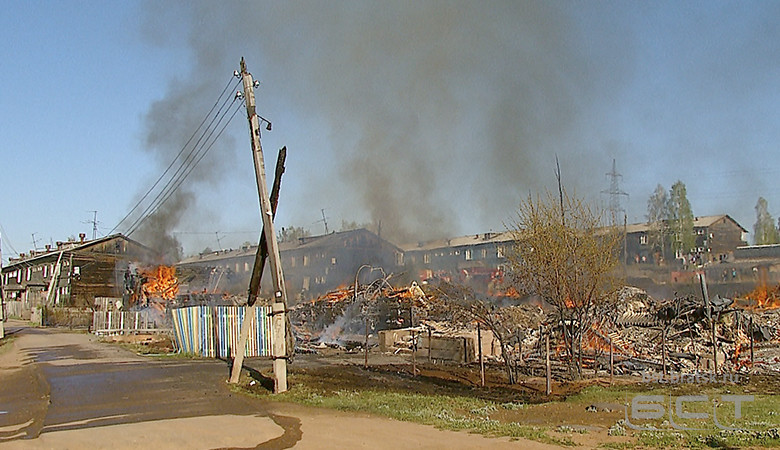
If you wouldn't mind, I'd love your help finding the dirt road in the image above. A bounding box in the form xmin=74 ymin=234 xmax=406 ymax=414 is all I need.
xmin=0 ymin=321 xmax=562 ymax=449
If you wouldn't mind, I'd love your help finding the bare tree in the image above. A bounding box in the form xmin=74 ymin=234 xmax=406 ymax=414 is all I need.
xmin=505 ymin=189 xmax=623 ymax=376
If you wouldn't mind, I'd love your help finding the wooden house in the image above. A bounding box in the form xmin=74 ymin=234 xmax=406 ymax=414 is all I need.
xmin=2 ymin=234 xmax=159 ymax=312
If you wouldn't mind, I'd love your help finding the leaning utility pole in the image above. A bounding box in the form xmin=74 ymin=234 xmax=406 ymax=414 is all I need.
xmin=229 ymin=58 xmax=289 ymax=392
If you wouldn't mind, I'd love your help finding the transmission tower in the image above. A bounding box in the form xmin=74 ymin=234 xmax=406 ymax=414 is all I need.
xmin=601 ymin=159 xmax=629 ymax=226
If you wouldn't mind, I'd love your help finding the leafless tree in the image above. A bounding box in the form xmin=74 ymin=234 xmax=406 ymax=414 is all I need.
xmin=505 ymin=189 xmax=623 ymax=376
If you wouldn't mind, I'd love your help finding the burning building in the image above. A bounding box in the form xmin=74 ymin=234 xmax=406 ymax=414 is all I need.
xmin=2 ymin=234 xmax=160 ymax=318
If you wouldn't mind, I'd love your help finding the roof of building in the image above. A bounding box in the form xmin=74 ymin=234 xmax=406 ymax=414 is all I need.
xmin=177 ymin=228 xmax=400 ymax=265
xmin=622 ymin=214 xmax=748 ymax=234
xmin=3 ymin=234 xmax=155 ymax=270
xmin=399 ymin=214 xmax=747 ymax=252
xmin=400 ymin=231 xmax=515 ymax=252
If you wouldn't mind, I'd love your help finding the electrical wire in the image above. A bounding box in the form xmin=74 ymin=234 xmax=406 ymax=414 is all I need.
xmin=125 ymin=100 xmax=244 ymax=236
xmin=110 ymin=77 xmax=240 ymax=235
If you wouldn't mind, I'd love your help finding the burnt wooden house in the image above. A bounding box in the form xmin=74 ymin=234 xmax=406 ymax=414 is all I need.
xmin=2 ymin=234 xmax=159 ymax=312
xmin=176 ymin=228 xmax=403 ymax=302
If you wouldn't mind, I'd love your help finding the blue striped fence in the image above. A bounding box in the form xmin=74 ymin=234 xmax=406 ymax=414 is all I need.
xmin=170 ymin=305 xmax=273 ymax=358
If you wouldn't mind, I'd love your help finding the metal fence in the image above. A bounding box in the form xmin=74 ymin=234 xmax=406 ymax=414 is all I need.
xmin=170 ymin=305 xmax=273 ymax=358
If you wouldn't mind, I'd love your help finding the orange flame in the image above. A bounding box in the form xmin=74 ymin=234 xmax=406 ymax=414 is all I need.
xmin=142 ymin=265 xmax=179 ymax=300
xmin=744 ymin=284 xmax=780 ymax=309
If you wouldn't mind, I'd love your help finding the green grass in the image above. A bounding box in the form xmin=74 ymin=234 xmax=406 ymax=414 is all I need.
xmin=240 ymin=372 xmax=575 ymax=446
xmin=237 ymin=369 xmax=780 ymax=448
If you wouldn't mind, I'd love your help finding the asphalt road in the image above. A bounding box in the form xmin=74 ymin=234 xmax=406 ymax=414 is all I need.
xmin=0 ymin=321 xmax=557 ymax=449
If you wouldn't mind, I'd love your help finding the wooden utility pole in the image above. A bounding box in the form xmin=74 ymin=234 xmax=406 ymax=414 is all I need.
xmin=229 ymin=58 xmax=289 ymax=393
xmin=478 ymin=323 xmax=485 ymax=387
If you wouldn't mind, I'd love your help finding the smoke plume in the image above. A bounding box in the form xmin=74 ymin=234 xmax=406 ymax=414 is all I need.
xmin=139 ymin=1 xmax=632 ymax=248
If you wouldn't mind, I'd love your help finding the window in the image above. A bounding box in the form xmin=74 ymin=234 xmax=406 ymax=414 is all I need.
xmin=423 ymin=253 xmax=431 ymax=264
xmin=481 ymin=249 xmax=487 ymax=259
xmin=496 ymin=246 xmax=505 ymax=258
xmin=26 ymin=268 xmax=31 ymax=281
xmin=303 ymin=255 xmax=310 ymax=266
xmin=331 ymin=257 xmax=337 ymax=265
xmin=244 ymin=262 xmax=250 ymax=272
xmin=465 ymin=249 xmax=473 ymax=261
xmin=290 ymin=256 xmax=296 ymax=268
xmin=395 ymin=253 xmax=404 ymax=265
xmin=640 ymin=234 xmax=648 ymax=245
xmin=43 ymin=265 xmax=48 ymax=278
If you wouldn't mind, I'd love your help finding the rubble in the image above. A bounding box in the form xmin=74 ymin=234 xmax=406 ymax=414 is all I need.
xmin=287 ymin=267 xmax=780 ymax=380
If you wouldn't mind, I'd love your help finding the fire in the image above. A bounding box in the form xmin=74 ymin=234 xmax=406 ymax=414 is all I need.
xmin=142 ymin=265 xmax=179 ymax=300
xmin=744 ymin=284 xmax=780 ymax=309
xmin=492 ymin=286 xmax=521 ymax=298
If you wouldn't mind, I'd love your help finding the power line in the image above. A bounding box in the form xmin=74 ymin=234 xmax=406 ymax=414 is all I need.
xmin=125 ymin=100 xmax=243 ymax=236
xmin=110 ymin=77 xmax=240 ymax=235
xmin=116 ymin=81 xmax=239 ymax=235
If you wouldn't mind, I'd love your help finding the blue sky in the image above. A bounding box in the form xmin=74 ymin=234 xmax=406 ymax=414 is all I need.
xmin=2 ymin=1 xmax=779 ymax=262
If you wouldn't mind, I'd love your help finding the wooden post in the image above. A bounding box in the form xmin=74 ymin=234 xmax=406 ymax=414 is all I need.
xmin=661 ymin=327 xmax=667 ymax=377
xmin=229 ymin=59 xmax=289 ymax=393
xmin=246 ymin=147 xmax=286 ymax=306
xmin=478 ymin=323 xmax=485 ymax=387
xmin=700 ymin=273 xmax=718 ymax=375
xmin=411 ymin=329 xmax=416 ymax=377
xmin=711 ymin=315 xmax=718 ymax=375
xmin=364 ymin=317 xmax=369 ymax=369
xmin=427 ymin=327 xmax=432 ymax=362
xmin=545 ymin=330 xmax=552 ymax=396
xmin=609 ymin=339 xmax=614 ymax=385
xmin=750 ymin=316 xmax=754 ymax=367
